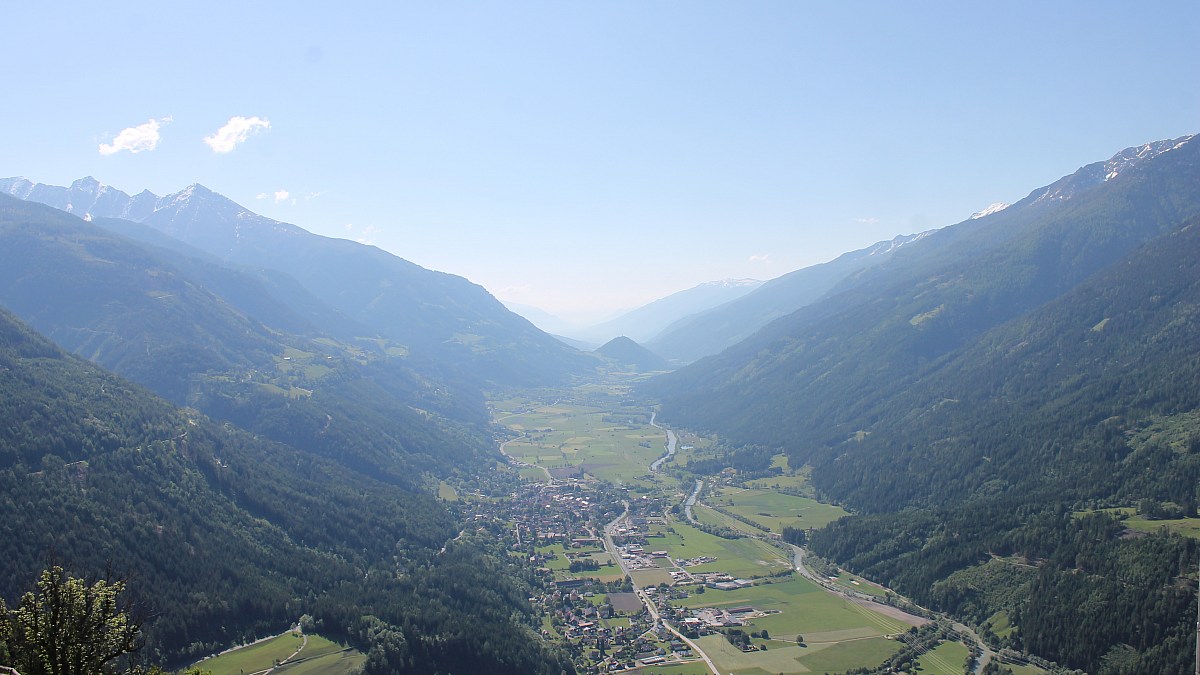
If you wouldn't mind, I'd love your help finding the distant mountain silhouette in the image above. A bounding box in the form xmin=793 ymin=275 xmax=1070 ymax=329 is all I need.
xmin=595 ymin=335 xmax=670 ymax=372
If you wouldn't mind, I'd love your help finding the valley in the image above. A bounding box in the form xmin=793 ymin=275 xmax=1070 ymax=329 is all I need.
xmin=1 ymin=133 xmax=1198 ymax=675
xmin=476 ymin=378 xmax=1018 ymax=675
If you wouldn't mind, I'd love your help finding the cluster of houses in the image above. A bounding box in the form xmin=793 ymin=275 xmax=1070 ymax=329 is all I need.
xmin=538 ymin=582 xmax=702 ymax=674
xmin=495 ymin=479 xmax=623 ymax=550
xmin=464 ymin=462 xmax=793 ymax=673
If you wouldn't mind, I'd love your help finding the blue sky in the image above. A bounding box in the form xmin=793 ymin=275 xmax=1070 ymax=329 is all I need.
xmin=2 ymin=2 xmax=1197 ymax=322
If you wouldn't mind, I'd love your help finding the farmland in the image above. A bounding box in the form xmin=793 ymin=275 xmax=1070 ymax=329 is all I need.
xmin=705 ymin=486 xmax=849 ymax=533
xmin=486 ymin=383 xmax=973 ymax=675
xmin=493 ymin=401 xmax=672 ymax=487
xmin=188 ymin=632 xmax=363 ymax=675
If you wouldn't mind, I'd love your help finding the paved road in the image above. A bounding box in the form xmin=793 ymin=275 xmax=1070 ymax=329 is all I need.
xmin=638 ymin=587 xmax=720 ymax=675
xmin=684 ymin=479 xmax=703 ymax=523
xmin=597 ymin=416 xmax=719 ymax=675
xmin=498 ymin=435 xmax=552 ymax=481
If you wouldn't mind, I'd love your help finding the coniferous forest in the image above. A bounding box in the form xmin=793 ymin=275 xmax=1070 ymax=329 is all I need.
xmin=0 ymin=305 xmax=573 ymax=672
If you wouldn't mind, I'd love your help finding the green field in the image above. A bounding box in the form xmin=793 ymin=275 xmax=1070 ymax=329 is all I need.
xmin=986 ymin=610 xmax=1016 ymax=639
xmin=189 ymin=633 xmax=363 ymax=675
xmin=1075 ymin=507 xmax=1200 ymax=539
xmin=693 ymin=631 xmax=900 ymax=675
xmin=496 ymin=404 xmax=670 ymax=486
xmin=707 ymin=487 xmax=849 ymax=533
xmin=913 ymin=639 xmax=970 ymax=675
xmin=678 ymin=577 xmax=910 ymax=643
xmin=693 ymin=503 xmax=764 ymax=537
xmin=638 ymin=662 xmax=713 ymax=675
xmin=655 ymin=521 xmax=791 ymax=578
xmin=518 ymin=465 xmax=551 ymax=482
xmin=1122 ymin=513 xmax=1200 ymax=539
xmin=792 ymin=636 xmax=899 ymax=674
xmin=631 ymin=567 xmax=677 ymax=587
xmin=538 ymin=543 xmax=624 ymax=581
xmin=829 ymin=570 xmax=889 ymax=598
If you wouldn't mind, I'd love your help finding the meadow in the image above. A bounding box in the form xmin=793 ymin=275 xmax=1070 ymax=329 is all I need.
xmin=912 ymin=639 xmax=970 ymax=675
xmin=494 ymin=403 xmax=670 ymax=486
xmin=652 ymin=521 xmax=792 ymax=578
xmin=678 ymin=577 xmax=910 ymax=641
xmin=693 ymin=632 xmax=899 ymax=675
xmin=1075 ymin=507 xmax=1200 ymax=539
xmin=706 ymin=486 xmax=849 ymax=533
xmin=188 ymin=633 xmax=363 ymax=675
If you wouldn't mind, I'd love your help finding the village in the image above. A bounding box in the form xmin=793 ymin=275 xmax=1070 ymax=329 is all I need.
xmin=461 ymin=473 xmax=798 ymax=673
xmin=472 ymin=393 xmax=1001 ymax=675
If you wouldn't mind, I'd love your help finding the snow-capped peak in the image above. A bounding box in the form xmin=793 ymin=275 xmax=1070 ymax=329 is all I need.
xmin=1033 ymin=134 xmax=1196 ymax=205
xmin=0 ymin=176 xmax=34 ymax=199
xmin=1100 ymin=135 xmax=1195 ymax=183
xmin=867 ymin=231 xmax=933 ymax=256
xmin=970 ymin=202 xmax=1010 ymax=219
xmin=69 ymin=176 xmax=105 ymax=191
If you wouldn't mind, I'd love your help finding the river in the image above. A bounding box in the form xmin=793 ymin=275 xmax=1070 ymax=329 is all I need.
xmin=648 ymin=412 xmax=677 ymax=472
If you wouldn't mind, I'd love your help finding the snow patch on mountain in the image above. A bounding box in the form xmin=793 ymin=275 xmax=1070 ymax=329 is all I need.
xmin=868 ymin=231 xmax=933 ymax=256
xmin=1033 ymin=135 xmax=1195 ymax=205
xmin=0 ymin=177 xmax=36 ymax=199
xmin=971 ymin=202 xmax=1010 ymax=219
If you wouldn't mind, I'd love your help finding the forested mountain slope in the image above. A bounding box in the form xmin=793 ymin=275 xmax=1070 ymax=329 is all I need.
xmin=642 ymin=136 xmax=1200 ymax=673
xmin=0 ymin=195 xmax=488 ymax=482
xmin=811 ymin=218 xmax=1200 ymax=673
xmin=0 ymin=308 xmax=571 ymax=673
xmin=645 ymin=136 xmax=1200 ymax=446
xmin=1 ymin=177 xmax=594 ymax=387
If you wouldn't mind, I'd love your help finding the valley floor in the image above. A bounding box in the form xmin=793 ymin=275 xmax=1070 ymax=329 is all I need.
xmin=474 ymin=377 xmax=1034 ymax=675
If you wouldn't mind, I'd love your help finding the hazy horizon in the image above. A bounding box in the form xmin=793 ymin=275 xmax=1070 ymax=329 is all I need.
xmin=3 ymin=2 xmax=1197 ymax=316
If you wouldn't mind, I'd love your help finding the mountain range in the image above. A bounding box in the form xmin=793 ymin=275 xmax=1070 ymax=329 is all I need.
xmin=560 ymin=278 xmax=763 ymax=345
xmin=644 ymin=232 xmax=931 ymax=362
xmin=0 ymin=176 xmax=594 ymax=389
xmin=643 ymin=134 xmax=1200 ymax=672
xmin=3 ymin=133 xmax=1199 ymax=673
xmin=0 ymin=181 xmax=586 ymax=672
xmin=0 ymin=194 xmax=491 ymax=482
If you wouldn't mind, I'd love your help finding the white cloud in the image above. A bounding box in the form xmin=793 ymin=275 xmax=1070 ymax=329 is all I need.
xmin=748 ymin=253 xmax=772 ymax=264
xmin=356 ymin=225 xmax=381 ymax=245
xmin=856 ymin=216 xmax=880 ymax=224
xmin=204 ymin=116 xmax=270 ymax=153
xmin=99 ymin=117 xmax=170 ymax=155
xmin=256 ymin=190 xmax=292 ymax=204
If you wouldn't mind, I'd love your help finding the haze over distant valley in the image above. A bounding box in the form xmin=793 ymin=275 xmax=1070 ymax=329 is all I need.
xmin=1 ymin=4 xmax=1199 ymax=675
